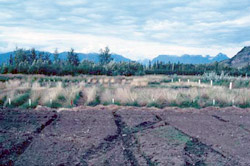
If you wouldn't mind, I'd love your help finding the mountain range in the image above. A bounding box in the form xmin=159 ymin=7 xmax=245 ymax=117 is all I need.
xmin=0 ymin=50 xmax=230 ymax=65
xmin=221 ymin=46 xmax=250 ymax=68
xmin=0 ymin=51 xmax=131 ymax=64
xmin=149 ymin=53 xmax=229 ymax=65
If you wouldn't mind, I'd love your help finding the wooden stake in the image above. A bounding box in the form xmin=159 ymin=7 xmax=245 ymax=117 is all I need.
xmin=29 ymin=99 xmax=31 ymax=107
xmin=229 ymin=82 xmax=232 ymax=90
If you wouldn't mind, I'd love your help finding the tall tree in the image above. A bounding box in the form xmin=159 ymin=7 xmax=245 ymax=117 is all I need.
xmin=14 ymin=48 xmax=27 ymax=65
xmin=30 ymin=48 xmax=37 ymax=63
xmin=9 ymin=54 xmax=13 ymax=65
xmin=99 ymin=46 xmax=113 ymax=65
xmin=67 ymin=48 xmax=80 ymax=66
xmin=38 ymin=52 xmax=44 ymax=61
xmin=44 ymin=53 xmax=51 ymax=63
xmin=148 ymin=60 xmax=151 ymax=69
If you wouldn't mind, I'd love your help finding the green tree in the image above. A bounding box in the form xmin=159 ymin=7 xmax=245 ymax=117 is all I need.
xmin=99 ymin=46 xmax=113 ymax=65
xmin=67 ymin=48 xmax=80 ymax=66
xmin=14 ymin=48 xmax=27 ymax=65
xmin=9 ymin=54 xmax=13 ymax=65
xmin=30 ymin=48 xmax=37 ymax=63
xmin=38 ymin=52 xmax=44 ymax=61
xmin=43 ymin=53 xmax=51 ymax=63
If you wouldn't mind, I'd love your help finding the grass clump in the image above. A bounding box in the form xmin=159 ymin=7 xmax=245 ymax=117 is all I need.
xmin=88 ymin=94 xmax=101 ymax=106
xmin=0 ymin=96 xmax=7 ymax=107
xmin=125 ymin=101 xmax=140 ymax=107
xmin=147 ymin=102 xmax=164 ymax=108
xmin=10 ymin=92 xmax=30 ymax=107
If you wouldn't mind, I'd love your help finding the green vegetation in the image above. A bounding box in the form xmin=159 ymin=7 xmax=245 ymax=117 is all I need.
xmin=0 ymin=47 xmax=249 ymax=76
xmin=153 ymin=126 xmax=190 ymax=144
xmin=9 ymin=91 xmax=30 ymax=107
xmin=0 ymin=96 xmax=7 ymax=106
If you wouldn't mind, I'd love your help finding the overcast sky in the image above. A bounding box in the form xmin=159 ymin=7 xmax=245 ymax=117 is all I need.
xmin=0 ymin=0 xmax=250 ymax=60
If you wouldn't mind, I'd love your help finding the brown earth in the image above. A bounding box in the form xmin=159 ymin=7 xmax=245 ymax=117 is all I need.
xmin=1 ymin=106 xmax=250 ymax=166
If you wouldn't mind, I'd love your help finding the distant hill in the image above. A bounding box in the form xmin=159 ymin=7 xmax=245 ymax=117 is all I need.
xmin=0 ymin=52 xmax=13 ymax=64
xmin=0 ymin=50 xmax=229 ymax=65
xmin=151 ymin=53 xmax=229 ymax=64
xmin=0 ymin=51 xmax=131 ymax=64
xmin=221 ymin=46 xmax=250 ymax=68
xmin=137 ymin=59 xmax=151 ymax=65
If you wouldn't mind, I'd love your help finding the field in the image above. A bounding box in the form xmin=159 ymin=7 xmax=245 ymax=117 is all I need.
xmin=1 ymin=74 xmax=250 ymax=165
xmin=0 ymin=73 xmax=250 ymax=109
xmin=1 ymin=106 xmax=250 ymax=165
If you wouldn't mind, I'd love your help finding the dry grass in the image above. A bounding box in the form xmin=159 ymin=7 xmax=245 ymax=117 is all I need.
xmin=0 ymin=74 xmax=249 ymax=108
xmin=101 ymin=87 xmax=137 ymax=104
xmin=99 ymin=81 xmax=250 ymax=107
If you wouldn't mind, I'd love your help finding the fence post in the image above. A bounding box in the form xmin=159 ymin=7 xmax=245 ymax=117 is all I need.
xmin=210 ymin=80 xmax=213 ymax=86
xmin=213 ymin=99 xmax=215 ymax=106
xmin=232 ymin=99 xmax=235 ymax=106
xmin=50 ymin=99 xmax=53 ymax=105
xmin=188 ymin=79 xmax=190 ymax=83
xmin=229 ymin=82 xmax=232 ymax=90
xmin=112 ymin=98 xmax=115 ymax=104
xmin=171 ymin=79 xmax=174 ymax=83
xmin=198 ymin=79 xmax=201 ymax=85
xmin=178 ymin=79 xmax=181 ymax=83
xmin=8 ymin=98 xmax=11 ymax=105
xmin=29 ymin=99 xmax=31 ymax=107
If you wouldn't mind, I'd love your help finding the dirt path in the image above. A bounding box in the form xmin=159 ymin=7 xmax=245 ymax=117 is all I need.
xmin=0 ymin=106 xmax=250 ymax=166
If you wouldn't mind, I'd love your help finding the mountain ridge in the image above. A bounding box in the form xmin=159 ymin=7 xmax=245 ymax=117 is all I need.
xmin=221 ymin=46 xmax=250 ymax=68
xmin=0 ymin=50 xmax=229 ymax=65
xmin=0 ymin=51 xmax=131 ymax=64
xmin=147 ymin=53 xmax=229 ymax=65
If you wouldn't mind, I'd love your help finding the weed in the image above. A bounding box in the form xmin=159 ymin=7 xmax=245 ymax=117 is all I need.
xmin=10 ymin=91 xmax=30 ymax=107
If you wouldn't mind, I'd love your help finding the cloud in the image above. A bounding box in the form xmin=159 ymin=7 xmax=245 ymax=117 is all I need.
xmin=0 ymin=26 xmax=246 ymax=60
xmin=0 ymin=0 xmax=250 ymax=59
xmin=55 ymin=0 xmax=88 ymax=6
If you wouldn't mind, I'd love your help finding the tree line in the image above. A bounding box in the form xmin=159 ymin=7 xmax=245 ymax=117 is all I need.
xmin=0 ymin=47 xmax=249 ymax=76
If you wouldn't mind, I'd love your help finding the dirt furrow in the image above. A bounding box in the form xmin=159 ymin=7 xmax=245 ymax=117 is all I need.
xmin=80 ymin=134 xmax=120 ymax=165
xmin=212 ymin=115 xmax=229 ymax=123
xmin=0 ymin=113 xmax=58 ymax=165
xmin=212 ymin=114 xmax=250 ymax=134
xmin=112 ymin=112 xmax=140 ymax=166
xmin=173 ymin=123 xmax=240 ymax=165
xmin=80 ymin=111 xmax=163 ymax=165
xmin=149 ymin=112 xmax=239 ymax=165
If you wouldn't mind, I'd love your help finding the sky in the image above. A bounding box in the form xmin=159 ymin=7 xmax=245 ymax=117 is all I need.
xmin=0 ymin=0 xmax=250 ymax=60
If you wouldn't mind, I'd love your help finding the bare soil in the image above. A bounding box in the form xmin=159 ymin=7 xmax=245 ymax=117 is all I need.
xmin=1 ymin=106 xmax=250 ymax=166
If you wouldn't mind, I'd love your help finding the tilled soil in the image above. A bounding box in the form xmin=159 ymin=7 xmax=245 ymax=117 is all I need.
xmin=0 ymin=106 xmax=250 ymax=166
